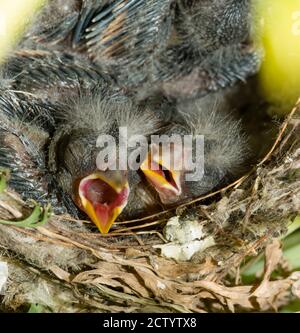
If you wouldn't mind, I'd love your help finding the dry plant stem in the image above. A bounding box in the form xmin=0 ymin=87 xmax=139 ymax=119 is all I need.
xmin=258 ymin=98 xmax=300 ymax=166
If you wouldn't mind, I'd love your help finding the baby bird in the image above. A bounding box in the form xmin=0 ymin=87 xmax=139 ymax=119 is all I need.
xmin=0 ymin=86 xmax=59 ymax=208
xmin=159 ymin=0 xmax=262 ymax=99
xmin=49 ymin=92 xmax=163 ymax=232
xmin=22 ymin=0 xmax=261 ymax=101
xmin=0 ymin=83 xmax=163 ymax=233
xmin=140 ymin=93 xmax=248 ymax=206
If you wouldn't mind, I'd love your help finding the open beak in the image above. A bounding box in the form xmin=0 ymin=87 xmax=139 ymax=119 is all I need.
xmin=140 ymin=150 xmax=182 ymax=204
xmin=76 ymin=171 xmax=129 ymax=234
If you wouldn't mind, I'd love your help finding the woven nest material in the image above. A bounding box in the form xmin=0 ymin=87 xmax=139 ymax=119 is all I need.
xmin=0 ymin=100 xmax=300 ymax=313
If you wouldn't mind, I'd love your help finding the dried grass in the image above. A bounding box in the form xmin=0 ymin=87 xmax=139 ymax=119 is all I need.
xmin=0 ymin=100 xmax=300 ymax=312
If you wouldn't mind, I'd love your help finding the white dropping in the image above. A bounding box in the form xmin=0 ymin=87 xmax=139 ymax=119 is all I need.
xmin=154 ymin=216 xmax=215 ymax=261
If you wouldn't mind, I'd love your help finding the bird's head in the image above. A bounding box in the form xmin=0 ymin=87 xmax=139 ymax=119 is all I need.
xmin=140 ymin=97 xmax=248 ymax=204
xmin=50 ymin=126 xmax=130 ymax=234
xmin=49 ymin=94 xmax=162 ymax=233
xmin=140 ymin=140 xmax=185 ymax=205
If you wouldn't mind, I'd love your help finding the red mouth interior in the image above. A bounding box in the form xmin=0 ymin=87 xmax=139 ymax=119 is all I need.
xmin=79 ymin=178 xmax=128 ymax=230
xmin=83 ymin=178 xmax=118 ymax=206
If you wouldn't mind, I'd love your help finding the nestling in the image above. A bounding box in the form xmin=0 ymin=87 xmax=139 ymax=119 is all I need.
xmin=140 ymin=93 xmax=248 ymax=205
xmin=23 ymin=0 xmax=262 ymax=100
xmin=0 ymin=83 xmax=164 ymax=233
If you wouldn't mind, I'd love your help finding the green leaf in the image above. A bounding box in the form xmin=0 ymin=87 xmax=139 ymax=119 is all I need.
xmin=284 ymin=216 xmax=300 ymax=239
xmin=280 ymin=299 xmax=300 ymax=313
xmin=0 ymin=169 xmax=10 ymax=193
xmin=241 ymin=216 xmax=300 ymax=283
xmin=28 ymin=303 xmax=46 ymax=313
xmin=0 ymin=203 xmax=52 ymax=228
xmin=282 ymin=230 xmax=300 ymax=271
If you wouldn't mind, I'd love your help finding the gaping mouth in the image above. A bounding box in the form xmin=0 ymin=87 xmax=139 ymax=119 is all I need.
xmin=77 ymin=173 xmax=129 ymax=234
xmin=140 ymin=154 xmax=182 ymax=203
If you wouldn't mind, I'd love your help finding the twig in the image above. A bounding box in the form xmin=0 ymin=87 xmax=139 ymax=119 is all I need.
xmin=258 ymin=97 xmax=300 ymax=166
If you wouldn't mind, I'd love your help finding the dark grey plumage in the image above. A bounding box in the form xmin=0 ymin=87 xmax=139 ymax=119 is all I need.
xmin=21 ymin=0 xmax=262 ymax=101
xmin=175 ymin=0 xmax=251 ymax=53
xmin=25 ymin=0 xmax=81 ymax=45
xmin=156 ymin=0 xmax=262 ymax=99
xmin=0 ymin=88 xmax=62 ymax=210
xmin=177 ymin=96 xmax=248 ymax=197
xmin=3 ymin=49 xmax=113 ymax=96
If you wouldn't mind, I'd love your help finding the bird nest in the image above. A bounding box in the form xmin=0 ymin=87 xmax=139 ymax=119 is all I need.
xmin=0 ymin=100 xmax=299 ymax=313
